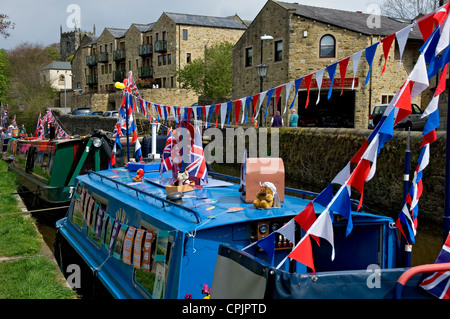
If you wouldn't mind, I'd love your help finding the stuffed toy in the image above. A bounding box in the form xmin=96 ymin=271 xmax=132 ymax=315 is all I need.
xmin=253 ymin=182 xmax=277 ymax=209
xmin=132 ymin=168 xmax=145 ymax=182
xmin=174 ymin=170 xmax=189 ymax=186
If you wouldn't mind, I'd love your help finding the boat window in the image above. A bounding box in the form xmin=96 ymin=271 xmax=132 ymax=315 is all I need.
xmin=70 ymin=184 xmax=85 ymax=230
xmin=32 ymin=151 xmax=51 ymax=182
xmin=14 ymin=142 xmax=31 ymax=168
xmin=133 ymin=229 xmax=173 ymax=299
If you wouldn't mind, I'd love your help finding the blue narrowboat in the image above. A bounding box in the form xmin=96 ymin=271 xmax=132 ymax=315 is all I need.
xmin=54 ymin=161 xmax=404 ymax=299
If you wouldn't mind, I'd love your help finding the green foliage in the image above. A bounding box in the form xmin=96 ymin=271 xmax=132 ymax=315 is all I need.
xmin=45 ymin=46 xmax=61 ymax=61
xmin=0 ymin=48 xmax=9 ymax=102
xmin=5 ymin=42 xmax=57 ymax=133
xmin=177 ymin=41 xmax=233 ymax=99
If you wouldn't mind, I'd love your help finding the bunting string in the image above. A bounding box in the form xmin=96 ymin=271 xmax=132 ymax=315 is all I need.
xmin=238 ymin=2 xmax=450 ymax=271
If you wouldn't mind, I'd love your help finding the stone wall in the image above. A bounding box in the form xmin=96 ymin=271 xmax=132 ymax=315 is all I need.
xmin=52 ymin=109 xmax=151 ymax=136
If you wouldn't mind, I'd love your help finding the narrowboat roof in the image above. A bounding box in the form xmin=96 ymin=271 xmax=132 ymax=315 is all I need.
xmin=76 ymin=167 xmax=393 ymax=233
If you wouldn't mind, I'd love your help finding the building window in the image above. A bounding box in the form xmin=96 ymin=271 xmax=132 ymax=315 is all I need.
xmin=275 ymin=40 xmax=283 ymax=62
xmin=187 ymin=53 xmax=191 ymax=63
xmin=158 ymin=55 xmax=162 ymax=66
xmin=168 ymin=54 xmax=172 ymax=65
xmin=319 ymin=35 xmax=336 ymax=58
xmin=381 ymin=94 xmax=394 ymax=104
xmin=163 ymin=55 xmax=167 ymax=65
xmin=183 ymin=29 xmax=188 ymax=40
xmin=245 ymin=47 xmax=253 ymax=67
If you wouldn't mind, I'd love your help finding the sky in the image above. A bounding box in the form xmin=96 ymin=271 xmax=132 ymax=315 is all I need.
xmin=0 ymin=0 xmax=384 ymax=51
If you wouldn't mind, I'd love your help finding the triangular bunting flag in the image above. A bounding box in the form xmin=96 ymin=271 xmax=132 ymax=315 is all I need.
xmin=351 ymin=50 xmax=363 ymax=89
xmin=304 ymin=74 xmax=313 ymax=109
xmin=294 ymin=201 xmax=320 ymax=245
xmin=283 ymin=81 xmax=293 ymax=114
xmin=264 ymin=88 xmax=275 ymax=119
xmin=255 ymin=90 xmax=267 ymax=119
xmin=315 ymin=68 xmax=325 ymax=105
xmin=314 ymin=183 xmax=333 ymax=208
xmin=395 ymin=80 xmax=413 ymax=125
xmin=288 ymin=234 xmax=315 ymax=272
xmin=329 ymin=188 xmax=353 ymax=236
xmin=289 ymin=78 xmax=303 ymax=109
xmin=396 ymin=24 xmax=413 ymax=67
xmin=339 ymin=57 xmax=350 ymax=95
xmin=257 ymin=232 xmax=275 ymax=264
xmin=381 ymin=33 xmax=396 ymax=75
xmin=364 ymin=42 xmax=379 ymax=85
xmin=326 ymin=63 xmax=337 ymax=100
xmin=347 ymin=158 xmax=371 ymax=211
xmin=252 ymin=94 xmax=260 ymax=122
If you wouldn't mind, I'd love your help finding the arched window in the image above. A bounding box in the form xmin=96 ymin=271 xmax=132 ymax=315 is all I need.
xmin=320 ymin=35 xmax=336 ymax=58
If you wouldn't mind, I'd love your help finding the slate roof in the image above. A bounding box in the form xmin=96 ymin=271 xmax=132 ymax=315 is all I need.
xmin=277 ymin=1 xmax=422 ymax=40
xmin=164 ymin=12 xmax=247 ymax=29
xmin=105 ymin=27 xmax=127 ymax=38
xmin=42 ymin=61 xmax=72 ymax=70
xmin=132 ymin=23 xmax=155 ymax=33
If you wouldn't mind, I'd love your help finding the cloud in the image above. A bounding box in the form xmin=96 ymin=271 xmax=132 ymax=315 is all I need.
xmin=0 ymin=0 xmax=383 ymax=50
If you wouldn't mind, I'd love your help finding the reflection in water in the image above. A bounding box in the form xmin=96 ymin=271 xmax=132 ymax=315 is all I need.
xmin=411 ymin=223 xmax=445 ymax=266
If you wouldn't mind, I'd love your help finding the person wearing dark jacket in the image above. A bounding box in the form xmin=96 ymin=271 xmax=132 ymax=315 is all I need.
xmin=271 ymin=111 xmax=283 ymax=127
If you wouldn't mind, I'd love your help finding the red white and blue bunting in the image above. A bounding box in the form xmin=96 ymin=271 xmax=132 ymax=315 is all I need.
xmin=235 ymin=3 xmax=450 ymax=271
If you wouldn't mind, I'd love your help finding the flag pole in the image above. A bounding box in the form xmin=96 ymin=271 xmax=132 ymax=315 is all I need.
xmin=401 ymin=128 xmax=412 ymax=267
xmin=444 ymin=69 xmax=450 ymax=242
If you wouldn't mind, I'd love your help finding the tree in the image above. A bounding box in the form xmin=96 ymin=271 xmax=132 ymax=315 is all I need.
xmin=6 ymin=43 xmax=57 ymax=132
xmin=0 ymin=49 xmax=10 ymax=102
xmin=381 ymin=0 xmax=440 ymax=20
xmin=176 ymin=41 xmax=233 ymax=99
xmin=0 ymin=13 xmax=14 ymax=39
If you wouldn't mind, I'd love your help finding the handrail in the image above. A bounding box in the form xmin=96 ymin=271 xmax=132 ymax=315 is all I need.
xmin=394 ymin=262 xmax=450 ymax=299
xmin=87 ymin=170 xmax=202 ymax=224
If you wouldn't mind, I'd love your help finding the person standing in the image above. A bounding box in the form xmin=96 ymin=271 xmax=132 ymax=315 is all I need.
xmin=289 ymin=109 xmax=299 ymax=127
xmin=271 ymin=111 xmax=283 ymax=127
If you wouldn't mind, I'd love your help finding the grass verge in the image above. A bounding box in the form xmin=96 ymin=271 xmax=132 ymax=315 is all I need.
xmin=0 ymin=160 xmax=77 ymax=299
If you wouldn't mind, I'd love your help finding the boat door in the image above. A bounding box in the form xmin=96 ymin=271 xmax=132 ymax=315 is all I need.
xmin=25 ymin=146 xmax=36 ymax=173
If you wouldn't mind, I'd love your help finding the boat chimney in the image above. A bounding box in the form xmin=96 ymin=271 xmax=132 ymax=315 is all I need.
xmin=49 ymin=123 xmax=56 ymax=140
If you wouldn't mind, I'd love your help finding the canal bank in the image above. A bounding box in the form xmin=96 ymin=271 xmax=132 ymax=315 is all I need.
xmin=0 ymin=160 xmax=77 ymax=299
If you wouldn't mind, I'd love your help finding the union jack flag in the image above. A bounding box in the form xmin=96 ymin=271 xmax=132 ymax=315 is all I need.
xmin=185 ymin=126 xmax=208 ymax=182
xmin=420 ymin=231 xmax=450 ymax=299
xmin=109 ymin=143 xmax=117 ymax=169
xmin=35 ymin=112 xmax=44 ymax=139
xmin=160 ymin=128 xmax=173 ymax=174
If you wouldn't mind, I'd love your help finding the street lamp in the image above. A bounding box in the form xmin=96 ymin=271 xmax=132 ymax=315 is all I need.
xmin=256 ymin=34 xmax=273 ymax=127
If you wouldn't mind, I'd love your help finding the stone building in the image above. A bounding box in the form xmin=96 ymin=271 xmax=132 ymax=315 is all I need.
xmin=40 ymin=61 xmax=72 ymax=91
xmin=232 ymin=0 xmax=424 ymax=129
xmin=70 ymin=12 xmax=247 ymax=112
xmin=60 ymin=25 xmax=96 ymax=62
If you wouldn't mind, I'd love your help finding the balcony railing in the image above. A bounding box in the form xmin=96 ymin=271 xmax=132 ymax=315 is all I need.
xmin=113 ymin=70 xmax=126 ymax=82
xmin=97 ymin=52 xmax=108 ymax=63
xmin=86 ymin=55 xmax=97 ymax=66
xmin=86 ymin=74 xmax=98 ymax=85
xmin=113 ymin=49 xmax=126 ymax=61
xmin=154 ymin=40 xmax=167 ymax=53
xmin=139 ymin=66 xmax=153 ymax=79
xmin=139 ymin=43 xmax=153 ymax=57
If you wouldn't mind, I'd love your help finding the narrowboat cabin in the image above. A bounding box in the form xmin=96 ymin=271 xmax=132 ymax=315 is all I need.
xmin=9 ymin=134 xmax=114 ymax=213
xmin=54 ymin=164 xmax=402 ymax=299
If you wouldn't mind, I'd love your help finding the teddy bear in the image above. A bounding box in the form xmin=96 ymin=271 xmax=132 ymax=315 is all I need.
xmin=174 ymin=170 xmax=189 ymax=186
xmin=253 ymin=182 xmax=276 ymax=209
xmin=132 ymin=168 xmax=145 ymax=182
